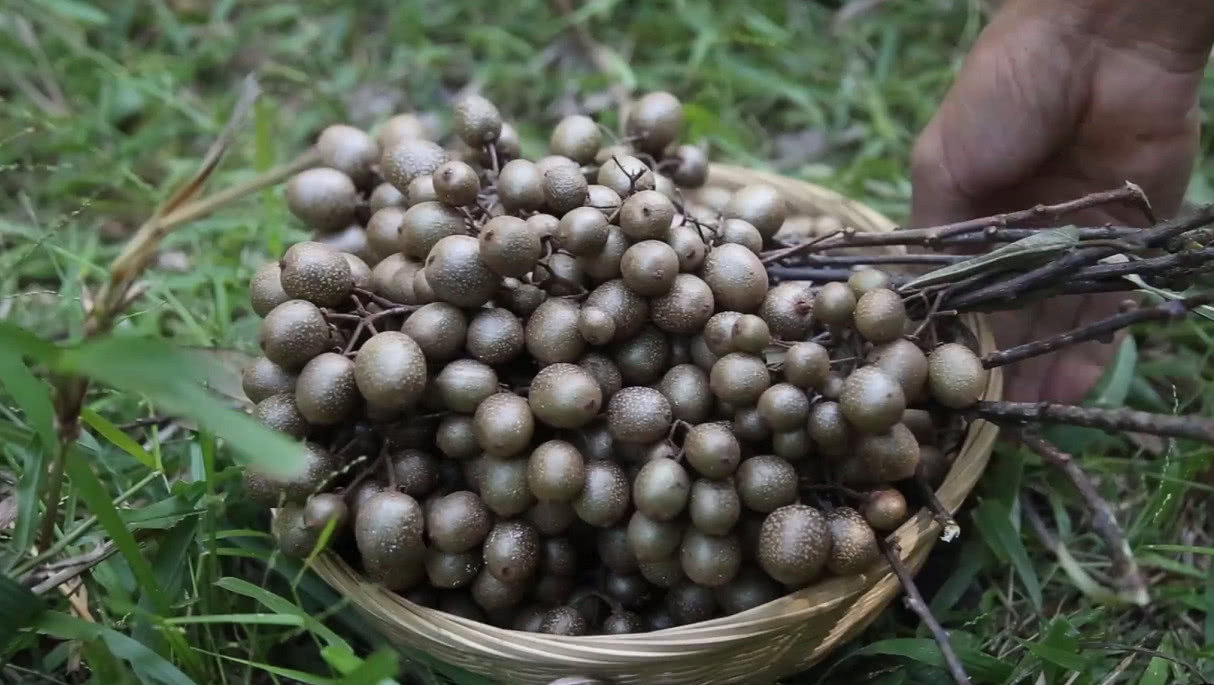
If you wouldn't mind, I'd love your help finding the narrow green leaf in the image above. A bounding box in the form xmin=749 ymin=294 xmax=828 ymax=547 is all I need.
xmin=33 ymin=612 xmax=195 ymax=685
xmin=1137 ymin=639 xmax=1171 ymax=685
xmin=1047 ymin=336 xmax=1137 ymax=452
xmin=928 ymin=539 xmax=987 ymax=616
xmin=321 ymin=646 xmax=366 ymax=676
xmin=0 ymin=573 xmax=46 ymax=648
xmin=9 ymin=444 xmax=48 ymax=569
xmin=81 ymin=408 xmax=157 ymax=470
xmin=828 ymin=637 xmax=1012 ymax=683
xmin=0 ymin=322 xmax=58 ymax=362
xmin=163 ymin=613 xmax=306 ymax=627
xmin=1023 ymin=640 xmax=1087 ymax=673
xmin=0 ymin=345 xmax=56 ymax=450
xmin=121 ymin=495 xmax=204 ymax=531
xmin=214 ymin=577 xmax=350 ymax=651
xmin=153 ymin=518 xmax=198 ymax=601
xmin=972 ymin=499 xmax=1042 ymax=611
xmin=39 ymin=0 xmax=110 ymax=24
xmin=202 ymin=651 xmax=334 ymax=685
xmin=902 ymin=226 xmax=1080 ymax=289
xmin=336 ymin=647 xmax=400 ymax=685
xmin=0 ymin=346 xmax=57 ymax=555
xmin=62 ymin=451 xmax=170 ymax=614
xmin=1143 ymin=543 xmax=1214 ymax=557
xmin=54 ymin=335 xmax=303 ymax=479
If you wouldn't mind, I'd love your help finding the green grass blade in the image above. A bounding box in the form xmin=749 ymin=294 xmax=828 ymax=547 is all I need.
xmin=214 ymin=577 xmax=351 ymax=651
xmin=0 ymin=345 xmax=58 ymax=555
xmin=1142 ymin=544 xmax=1214 ymax=557
xmin=972 ymin=499 xmax=1043 ymax=611
xmin=0 ymin=573 xmax=46 ymax=648
xmin=201 ymin=650 xmax=335 ymax=685
xmin=81 ymin=407 xmax=158 ymax=470
xmin=62 ymin=450 xmax=171 ymax=614
xmin=335 ymin=647 xmax=400 ymax=685
xmin=34 ymin=611 xmax=195 ymax=685
xmin=163 ymin=613 xmax=307 ymax=627
xmin=54 ymin=335 xmax=305 ymax=479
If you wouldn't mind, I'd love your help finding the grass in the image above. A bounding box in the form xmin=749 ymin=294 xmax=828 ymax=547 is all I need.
xmin=1 ymin=0 xmax=1212 ymax=682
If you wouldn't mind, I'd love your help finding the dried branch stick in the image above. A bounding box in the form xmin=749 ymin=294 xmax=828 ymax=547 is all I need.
xmin=972 ymin=402 xmax=1214 ymax=444
xmin=982 ymin=293 xmax=1214 ymax=368
xmin=876 ymin=536 xmax=972 ymax=685
xmin=764 ymin=183 xmax=1152 ymax=259
xmin=913 ymin=477 xmax=961 ymax=542
xmin=37 ymin=77 xmax=317 ymax=549
xmin=947 ymin=205 xmax=1214 ymax=310
xmin=1017 ymin=430 xmax=1149 ymax=606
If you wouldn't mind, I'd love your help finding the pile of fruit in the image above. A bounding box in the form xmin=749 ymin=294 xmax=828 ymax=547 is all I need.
xmin=240 ymin=91 xmax=988 ymax=634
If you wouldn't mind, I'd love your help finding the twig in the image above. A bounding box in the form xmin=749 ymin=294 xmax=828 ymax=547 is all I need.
xmin=1072 ymin=247 xmax=1214 ymax=282
xmin=760 ymin=230 xmax=842 ymax=265
xmin=876 ymin=536 xmax=972 ymax=685
xmin=1020 ymin=493 xmax=1124 ymax=605
xmin=770 ymin=184 xmax=1153 ymax=257
xmin=982 ymin=293 xmax=1214 ymax=368
xmin=30 ymin=542 xmax=119 ymax=595
xmin=1018 ymin=430 xmax=1149 ymax=606
xmin=1077 ymin=642 xmax=1212 ymax=684
xmin=37 ymin=78 xmax=305 ymax=547
xmin=974 ymin=401 xmax=1214 ymax=444
xmin=947 ymin=205 xmax=1214 ymax=310
xmin=913 ymin=477 xmax=960 ymax=542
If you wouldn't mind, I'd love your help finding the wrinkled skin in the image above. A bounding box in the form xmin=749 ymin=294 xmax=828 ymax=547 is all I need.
xmin=911 ymin=0 xmax=1214 ymax=402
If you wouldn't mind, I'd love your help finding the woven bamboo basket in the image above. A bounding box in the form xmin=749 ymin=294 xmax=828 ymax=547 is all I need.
xmin=306 ymin=164 xmax=1004 ymax=685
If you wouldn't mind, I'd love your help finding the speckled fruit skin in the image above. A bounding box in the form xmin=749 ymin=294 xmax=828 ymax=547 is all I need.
xmin=353 ymin=331 xmax=428 ymax=411
xmin=757 ymin=504 xmax=830 ymax=587
xmin=606 ymin=387 xmax=673 ymax=444
xmin=826 ymin=507 xmax=879 ymax=575
xmin=927 ymin=342 xmax=988 ymax=409
xmin=839 ymin=366 xmax=907 ymax=433
xmin=354 ymin=491 xmax=425 ymax=591
xmin=294 ymin=352 xmax=358 ymax=425
xmin=701 ymin=243 xmax=769 ymax=313
xmin=528 ymin=363 xmax=603 ymax=429
xmin=573 ymin=460 xmax=631 ymax=527
xmin=853 ymin=288 xmax=907 ymax=344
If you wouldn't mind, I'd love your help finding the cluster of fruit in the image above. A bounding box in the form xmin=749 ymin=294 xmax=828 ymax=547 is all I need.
xmin=240 ymin=91 xmax=988 ymax=634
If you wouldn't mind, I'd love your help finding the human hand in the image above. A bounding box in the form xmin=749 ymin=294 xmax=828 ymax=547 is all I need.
xmin=910 ymin=0 xmax=1214 ymax=403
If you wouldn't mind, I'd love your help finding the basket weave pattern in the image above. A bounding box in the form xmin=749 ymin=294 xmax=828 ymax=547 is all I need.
xmin=308 ymin=164 xmax=1003 ymax=685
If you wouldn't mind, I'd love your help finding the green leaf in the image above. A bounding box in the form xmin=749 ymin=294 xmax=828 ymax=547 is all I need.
xmin=0 ymin=344 xmax=57 ymax=451
xmin=62 ymin=451 xmax=170 ymax=614
xmin=336 ymin=647 xmax=400 ymax=685
xmin=0 ymin=322 xmax=58 ymax=361
xmin=1124 ymin=276 xmax=1214 ymax=321
xmin=972 ymin=499 xmax=1042 ymax=611
xmin=1137 ymin=639 xmax=1172 ymax=685
xmin=902 ymin=226 xmax=1081 ymax=289
xmin=163 ymin=613 xmax=307 ymax=627
xmin=0 ymin=345 xmax=58 ymax=555
xmin=202 ymin=651 xmax=334 ymax=685
xmin=33 ymin=612 xmax=195 ymax=685
xmin=54 ymin=335 xmax=303 ymax=479
xmin=214 ymin=577 xmax=350 ymax=651
xmin=928 ymin=539 xmax=988 ymax=616
xmin=1047 ymin=335 xmax=1137 ymax=452
xmin=0 ymin=573 xmax=46 ymax=648
xmin=1143 ymin=543 xmax=1214 ymax=557
xmin=38 ymin=0 xmax=110 ymax=24
xmin=1023 ymin=638 xmax=1087 ymax=673
xmin=121 ymin=494 xmax=205 ymax=531
xmin=825 ymin=637 xmax=1012 ymax=683
xmin=81 ymin=407 xmax=158 ymax=470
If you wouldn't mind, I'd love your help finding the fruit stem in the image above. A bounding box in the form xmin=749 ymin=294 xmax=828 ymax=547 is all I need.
xmin=876 ymin=536 xmax=973 ymax=685
xmin=1017 ymin=430 xmax=1150 ymax=607
xmin=982 ymin=292 xmax=1214 ymax=368
xmin=974 ymin=401 xmax=1214 ymax=444
xmin=912 ymin=477 xmax=960 ymax=543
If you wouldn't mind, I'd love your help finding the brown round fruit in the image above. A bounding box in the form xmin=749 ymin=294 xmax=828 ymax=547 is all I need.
xmin=927 ymin=342 xmax=987 ymax=409
xmin=853 ymin=288 xmax=906 ymax=344
xmin=839 ymin=366 xmax=906 ymax=433
xmin=757 ymin=504 xmax=830 ymax=587
xmin=528 ymin=363 xmax=603 ymax=429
